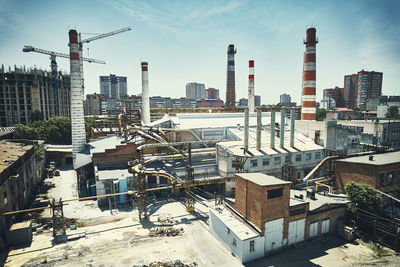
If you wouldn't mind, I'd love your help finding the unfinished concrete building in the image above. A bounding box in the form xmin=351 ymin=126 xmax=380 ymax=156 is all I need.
xmin=0 ymin=65 xmax=71 ymax=126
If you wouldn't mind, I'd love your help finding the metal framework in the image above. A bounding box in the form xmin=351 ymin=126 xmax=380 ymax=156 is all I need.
xmin=185 ymin=144 xmax=195 ymax=212
xmin=50 ymin=198 xmax=65 ymax=238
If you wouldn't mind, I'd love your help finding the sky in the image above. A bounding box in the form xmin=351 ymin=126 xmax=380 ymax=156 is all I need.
xmin=0 ymin=0 xmax=399 ymax=105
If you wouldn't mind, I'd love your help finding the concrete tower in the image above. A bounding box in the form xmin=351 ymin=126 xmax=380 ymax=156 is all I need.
xmin=69 ymin=30 xmax=86 ymax=167
xmin=141 ymin=62 xmax=150 ymax=125
xmin=248 ymin=60 xmax=255 ymax=112
xmin=301 ymin=27 xmax=318 ymax=120
xmin=226 ymin=44 xmax=237 ymax=109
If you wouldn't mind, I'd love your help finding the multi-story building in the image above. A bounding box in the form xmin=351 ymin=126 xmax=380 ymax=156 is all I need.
xmin=99 ymin=74 xmax=127 ymax=100
xmin=323 ymin=87 xmax=344 ymax=109
xmin=0 ymin=65 xmax=71 ymax=127
xmin=205 ymin=88 xmax=219 ymax=100
xmin=85 ymin=93 xmax=102 ymax=116
xmin=344 ymin=70 xmax=382 ymax=110
xmin=186 ymin=83 xmax=205 ymax=101
xmin=320 ymin=97 xmax=335 ymax=110
xmin=122 ymin=96 xmax=197 ymax=110
xmin=196 ymin=99 xmax=224 ymax=108
xmin=255 ymin=95 xmax=261 ymax=107
xmin=0 ymin=139 xmax=45 ymax=246
xmin=238 ymin=98 xmax=248 ymax=108
xmin=279 ymin=93 xmax=291 ymax=105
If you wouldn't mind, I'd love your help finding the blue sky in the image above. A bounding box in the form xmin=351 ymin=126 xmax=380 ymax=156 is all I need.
xmin=1 ymin=0 xmax=399 ymax=105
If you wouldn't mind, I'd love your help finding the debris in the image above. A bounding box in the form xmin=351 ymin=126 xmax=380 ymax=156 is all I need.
xmin=149 ymin=227 xmax=184 ymax=237
xmin=133 ymin=260 xmax=197 ymax=267
xmin=70 ymin=224 xmax=77 ymax=230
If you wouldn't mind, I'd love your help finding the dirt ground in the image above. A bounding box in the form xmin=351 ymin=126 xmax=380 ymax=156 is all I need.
xmin=4 ymin=166 xmax=400 ymax=266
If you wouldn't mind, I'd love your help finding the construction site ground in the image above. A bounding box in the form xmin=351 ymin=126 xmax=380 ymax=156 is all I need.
xmin=4 ymin=166 xmax=400 ymax=266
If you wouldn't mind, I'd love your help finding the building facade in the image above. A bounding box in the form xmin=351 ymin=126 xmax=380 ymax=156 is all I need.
xmin=196 ymin=99 xmax=224 ymax=108
xmin=0 ymin=66 xmax=71 ymax=127
xmin=85 ymin=93 xmax=102 ymax=115
xmin=205 ymin=88 xmax=219 ymax=100
xmin=186 ymin=83 xmax=205 ymax=101
xmin=99 ymin=74 xmax=127 ymax=100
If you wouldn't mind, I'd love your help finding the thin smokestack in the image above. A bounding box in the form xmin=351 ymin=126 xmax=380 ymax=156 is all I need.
xmin=270 ymin=110 xmax=275 ymax=148
xmin=69 ymin=29 xmax=86 ymax=168
xmin=226 ymin=44 xmax=237 ymax=109
xmin=248 ymin=60 xmax=255 ymax=112
xmin=244 ymin=107 xmax=249 ymax=150
xmin=256 ymin=107 xmax=261 ymax=150
xmin=301 ymin=27 xmax=318 ymax=120
xmin=280 ymin=109 xmax=285 ymax=148
xmin=290 ymin=109 xmax=295 ymax=147
xmin=141 ymin=62 xmax=150 ymax=124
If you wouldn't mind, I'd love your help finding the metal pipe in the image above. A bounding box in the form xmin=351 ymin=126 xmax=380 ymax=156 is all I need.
xmin=256 ymin=107 xmax=261 ymax=150
xmin=244 ymin=107 xmax=249 ymax=150
xmin=290 ymin=109 xmax=295 ymax=147
xmin=280 ymin=109 xmax=285 ymax=148
xmin=270 ymin=110 xmax=275 ymax=148
xmin=137 ymin=140 xmax=219 ymax=152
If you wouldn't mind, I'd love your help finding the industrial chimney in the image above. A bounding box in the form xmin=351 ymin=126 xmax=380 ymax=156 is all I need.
xmin=141 ymin=62 xmax=150 ymax=125
xmin=69 ymin=30 xmax=87 ymax=168
xmin=226 ymin=44 xmax=237 ymax=109
xmin=248 ymin=60 xmax=255 ymax=112
xmin=270 ymin=109 xmax=275 ymax=148
xmin=301 ymin=27 xmax=318 ymax=120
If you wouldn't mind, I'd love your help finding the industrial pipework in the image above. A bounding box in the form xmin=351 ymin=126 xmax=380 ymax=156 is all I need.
xmin=301 ymin=27 xmax=318 ymax=120
xmin=256 ymin=108 xmax=261 ymax=150
xmin=270 ymin=110 xmax=275 ymax=148
xmin=244 ymin=107 xmax=249 ymax=150
xmin=280 ymin=109 xmax=285 ymax=148
xmin=141 ymin=62 xmax=150 ymax=124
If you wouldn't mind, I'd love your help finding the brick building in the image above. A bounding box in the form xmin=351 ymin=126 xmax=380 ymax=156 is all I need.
xmin=205 ymin=88 xmax=219 ymax=100
xmin=336 ymin=151 xmax=400 ymax=197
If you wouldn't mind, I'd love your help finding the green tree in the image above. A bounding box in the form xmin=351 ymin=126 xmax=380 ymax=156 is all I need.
xmin=29 ymin=109 xmax=44 ymax=122
xmin=316 ymin=108 xmax=326 ymax=121
xmin=345 ymin=182 xmax=382 ymax=214
xmin=85 ymin=116 xmax=98 ymax=142
xmin=386 ymin=106 xmax=400 ymax=119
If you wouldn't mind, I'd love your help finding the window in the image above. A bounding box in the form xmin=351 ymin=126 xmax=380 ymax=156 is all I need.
xmin=285 ymin=155 xmax=291 ymax=164
xmin=387 ymin=171 xmax=394 ymax=185
xmin=3 ymin=192 xmax=7 ymax=205
xmin=268 ymin=188 xmax=283 ymax=199
xmin=379 ymin=173 xmax=385 ymax=187
xmin=251 ymin=159 xmax=258 ymax=168
xmin=306 ymin=153 xmax=312 ymax=161
xmin=315 ymin=152 xmax=321 ymax=160
xmin=295 ymin=154 xmax=302 ymax=162
xmin=232 ymin=238 xmax=237 ymax=247
xmin=274 ymin=156 xmax=281 ymax=165
xmin=250 ymin=240 xmax=255 ymax=252
xmin=297 ymin=172 xmax=301 ymax=179
xmin=232 ymin=161 xmax=236 ymax=168
xmin=262 ymin=158 xmax=270 ymax=166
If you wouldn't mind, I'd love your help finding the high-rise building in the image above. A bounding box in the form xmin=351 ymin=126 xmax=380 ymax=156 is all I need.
xmin=323 ymin=87 xmax=344 ymax=108
xmin=344 ymin=70 xmax=382 ymax=109
xmin=0 ymin=65 xmax=71 ymax=127
xmin=226 ymin=44 xmax=237 ymax=108
xmin=99 ymin=74 xmax=127 ymax=99
xmin=186 ymin=83 xmax=205 ymax=100
xmin=280 ymin=94 xmax=291 ymax=105
xmin=254 ymin=95 xmax=261 ymax=107
xmin=205 ymin=88 xmax=219 ymax=99
xmin=85 ymin=93 xmax=102 ymax=115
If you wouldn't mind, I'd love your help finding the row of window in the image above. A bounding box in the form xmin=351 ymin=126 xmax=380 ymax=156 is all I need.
xmin=378 ymin=171 xmax=400 ymax=187
xmin=236 ymin=151 xmax=322 ymax=169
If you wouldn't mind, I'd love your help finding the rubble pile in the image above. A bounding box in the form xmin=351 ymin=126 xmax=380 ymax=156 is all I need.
xmin=148 ymin=227 xmax=184 ymax=237
xmin=133 ymin=260 xmax=197 ymax=267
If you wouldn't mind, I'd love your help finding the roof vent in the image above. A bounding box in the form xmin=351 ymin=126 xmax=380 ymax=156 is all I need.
xmin=369 ymin=155 xmax=374 ymax=161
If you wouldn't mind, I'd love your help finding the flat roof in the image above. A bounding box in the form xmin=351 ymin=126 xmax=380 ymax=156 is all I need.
xmin=0 ymin=141 xmax=33 ymax=174
xmin=235 ymin=173 xmax=291 ymax=187
xmin=97 ymin=168 xmax=131 ymax=180
xmin=290 ymin=190 xmax=348 ymax=211
xmin=336 ymin=151 xmax=400 ymax=166
xmin=210 ymin=206 xmax=259 ymax=240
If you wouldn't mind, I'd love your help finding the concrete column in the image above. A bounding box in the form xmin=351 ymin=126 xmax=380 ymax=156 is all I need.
xmin=244 ymin=107 xmax=249 ymax=150
xmin=290 ymin=109 xmax=295 ymax=147
xmin=280 ymin=109 xmax=285 ymax=148
xmin=256 ymin=108 xmax=261 ymax=150
xmin=270 ymin=110 xmax=275 ymax=149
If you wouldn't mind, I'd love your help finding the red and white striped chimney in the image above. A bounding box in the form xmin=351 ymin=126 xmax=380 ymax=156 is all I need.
xmin=301 ymin=27 xmax=318 ymax=120
xmin=248 ymin=60 xmax=255 ymax=112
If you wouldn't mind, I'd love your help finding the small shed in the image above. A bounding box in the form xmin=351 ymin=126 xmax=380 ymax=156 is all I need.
xmin=7 ymin=221 xmax=32 ymax=246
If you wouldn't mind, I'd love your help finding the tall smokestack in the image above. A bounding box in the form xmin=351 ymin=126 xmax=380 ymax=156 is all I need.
xmin=256 ymin=107 xmax=261 ymax=150
xmin=226 ymin=44 xmax=237 ymax=109
xmin=280 ymin=109 xmax=285 ymax=148
xmin=290 ymin=109 xmax=295 ymax=147
xmin=301 ymin=27 xmax=318 ymax=120
xmin=244 ymin=107 xmax=249 ymax=150
xmin=248 ymin=60 xmax=255 ymax=112
xmin=69 ymin=30 xmax=86 ymax=167
xmin=270 ymin=110 xmax=275 ymax=148
xmin=141 ymin=62 xmax=150 ymax=124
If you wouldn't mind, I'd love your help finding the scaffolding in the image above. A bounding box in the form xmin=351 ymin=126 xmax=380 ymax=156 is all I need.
xmin=50 ymin=198 xmax=66 ymax=239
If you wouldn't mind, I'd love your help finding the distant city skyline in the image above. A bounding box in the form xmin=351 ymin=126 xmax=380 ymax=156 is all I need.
xmin=1 ymin=0 xmax=399 ymax=105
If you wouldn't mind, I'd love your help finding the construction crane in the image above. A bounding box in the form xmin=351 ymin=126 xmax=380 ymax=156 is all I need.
xmin=22 ymin=45 xmax=105 ymax=116
xmin=77 ymin=27 xmax=132 ymax=96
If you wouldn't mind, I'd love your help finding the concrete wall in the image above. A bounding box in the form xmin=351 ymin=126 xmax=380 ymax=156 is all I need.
xmin=306 ymin=206 xmax=346 ymax=239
